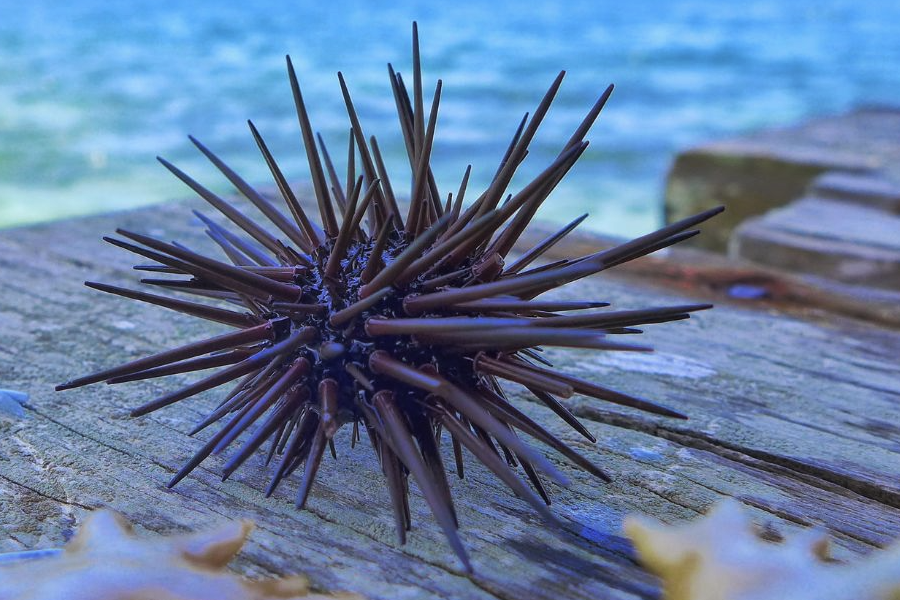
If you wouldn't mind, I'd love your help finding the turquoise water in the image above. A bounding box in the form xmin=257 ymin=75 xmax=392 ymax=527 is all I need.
xmin=2 ymin=1 xmax=899 ymax=235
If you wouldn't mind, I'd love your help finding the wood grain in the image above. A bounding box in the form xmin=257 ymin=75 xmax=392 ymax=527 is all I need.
xmin=1 ymin=199 xmax=899 ymax=599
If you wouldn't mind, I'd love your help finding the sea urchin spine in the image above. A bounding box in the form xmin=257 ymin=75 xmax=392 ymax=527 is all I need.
xmin=57 ymin=24 xmax=722 ymax=571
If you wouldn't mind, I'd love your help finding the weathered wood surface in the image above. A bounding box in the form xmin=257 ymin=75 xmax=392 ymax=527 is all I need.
xmin=526 ymin=221 xmax=900 ymax=328
xmin=2 ymin=200 xmax=900 ymax=599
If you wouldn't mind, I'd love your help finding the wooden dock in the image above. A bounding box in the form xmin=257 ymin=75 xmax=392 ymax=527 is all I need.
xmin=1 ymin=199 xmax=899 ymax=599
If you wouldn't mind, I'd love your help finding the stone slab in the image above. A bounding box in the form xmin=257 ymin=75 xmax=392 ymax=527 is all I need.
xmin=731 ymin=197 xmax=900 ymax=289
xmin=664 ymin=108 xmax=900 ymax=251
xmin=806 ymin=171 xmax=900 ymax=213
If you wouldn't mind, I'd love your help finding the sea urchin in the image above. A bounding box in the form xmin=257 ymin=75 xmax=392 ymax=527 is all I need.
xmin=57 ymin=24 xmax=722 ymax=571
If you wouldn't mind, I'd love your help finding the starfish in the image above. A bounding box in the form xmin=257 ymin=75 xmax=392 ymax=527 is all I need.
xmin=0 ymin=510 xmax=357 ymax=600
xmin=625 ymin=500 xmax=900 ymax=600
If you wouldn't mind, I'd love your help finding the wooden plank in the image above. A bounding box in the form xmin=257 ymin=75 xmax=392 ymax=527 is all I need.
xmin=1 ymin=199 xmax=899 ymax=598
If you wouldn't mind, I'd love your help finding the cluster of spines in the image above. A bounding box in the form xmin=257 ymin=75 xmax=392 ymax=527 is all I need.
xmin=57 ymin=24 xmax=722 ymax=571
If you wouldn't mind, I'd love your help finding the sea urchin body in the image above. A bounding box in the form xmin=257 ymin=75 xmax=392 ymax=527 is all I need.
xmin=57 ymin=24 xmax=722 ymax=571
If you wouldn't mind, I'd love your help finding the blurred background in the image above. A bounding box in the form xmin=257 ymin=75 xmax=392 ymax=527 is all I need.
xmin=2 ymin=0 xmax=899 ymax=236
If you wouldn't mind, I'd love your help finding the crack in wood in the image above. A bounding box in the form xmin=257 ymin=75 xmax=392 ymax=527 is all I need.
xmin=577 ymin=407 xmax=900 ymax=510
xmin=0 ymin=474 xmax=94 ymax=511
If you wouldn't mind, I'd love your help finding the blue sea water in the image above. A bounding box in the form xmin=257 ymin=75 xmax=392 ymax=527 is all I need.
xmin=1 ymin=0 xmax=899 ymax=236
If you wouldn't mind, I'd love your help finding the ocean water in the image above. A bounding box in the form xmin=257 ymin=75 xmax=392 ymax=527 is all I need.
xmin=2 ymin=0 xmax=899 ymax=236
